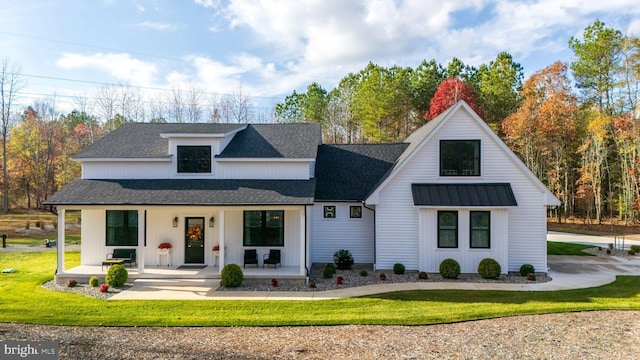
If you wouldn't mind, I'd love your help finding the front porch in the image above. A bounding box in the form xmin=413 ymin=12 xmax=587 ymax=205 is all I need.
xmin=55 ymin=264 xmax=304 ymax=284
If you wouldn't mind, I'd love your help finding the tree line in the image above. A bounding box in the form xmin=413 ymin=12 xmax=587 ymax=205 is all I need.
xmin=1 ymin=20 xmax=639 ymax=224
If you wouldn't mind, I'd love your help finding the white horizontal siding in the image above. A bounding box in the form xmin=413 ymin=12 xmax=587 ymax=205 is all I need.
xmin=83 ymin=162 xmax=173 ymax=179
xmin=217 ymin=161 xmax=311 ymax=180
xmin=310 ymin=202 xmax=374 ymax=264
xmin=375 ymin=107 xmax=549 ymax=272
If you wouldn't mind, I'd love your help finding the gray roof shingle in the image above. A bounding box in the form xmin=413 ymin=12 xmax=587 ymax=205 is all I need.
xmin=411 ymin=183 xmax=518 ymax=206
xmin=217 ymin=123 xmax=321 ymax=159
xmin=73 ymin=123 xmax=247 ymax=159
xmin=314 ymin=143 xmax=409 ymax=201
xmin=44 ymin=179 xmax=316 ymax=206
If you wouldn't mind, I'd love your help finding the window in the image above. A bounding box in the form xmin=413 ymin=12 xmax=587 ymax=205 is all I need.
xmin=440 ymin=140 xmax=480 ymax=176
xmin=106 ymin=210 xmax=138 ymax=246
xmin=438 ymin=211 xmax=458 ymax=248
xmin=323 ymin=206 xmax=336 ymax=218
xmin=177 ymin=146 xmax=211 ymax=173
xmin=243 ymin=210 xmax=284 ymax=246
xmin=470 ymin=211 xmax=490 ymax=248
xmin=350 ymin=206 xmax=362 ymax=218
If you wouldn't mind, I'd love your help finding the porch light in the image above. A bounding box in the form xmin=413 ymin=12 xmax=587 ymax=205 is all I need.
xmin=173 ymin=217 xmax=178 ymax=227
xmin=209 ymin=216 xmax=215 ymax=227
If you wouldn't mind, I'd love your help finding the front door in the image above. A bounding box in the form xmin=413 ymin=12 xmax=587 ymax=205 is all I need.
xmin=185 ymin=217 xmax=205 ymax=264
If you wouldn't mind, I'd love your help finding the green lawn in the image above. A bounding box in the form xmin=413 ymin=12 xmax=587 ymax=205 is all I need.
xmin=1 ymin=251 xmax=639 ymax=326
xmin=547 ymin=241 xmax=595 ymax=256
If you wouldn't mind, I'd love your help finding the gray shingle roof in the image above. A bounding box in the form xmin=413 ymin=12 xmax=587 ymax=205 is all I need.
xmin=217 ymin=123 xmax=321 ymax=159
xmin=73 ymin=123 xmax=247 ymax=159
xmin=314 ymin=143 xmax=409 ymax=201
xmin=411 ymin=183 xmax=518 ymax=206
xmin=44 ymin=179 xmax=316 ymax=206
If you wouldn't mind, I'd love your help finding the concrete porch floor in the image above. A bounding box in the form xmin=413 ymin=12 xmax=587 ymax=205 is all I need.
xmin=55 ymin=264 xmax=303 ymax=284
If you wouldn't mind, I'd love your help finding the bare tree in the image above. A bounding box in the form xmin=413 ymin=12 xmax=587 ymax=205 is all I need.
xmin=95 ymin=84 xmax=118 ymax=130
xmin=167 ymin=87 xmax=185 ymax=123
xmin=0 ymin=57 xmax=25 ymax=213
xmin=186 ymin=83 xmax=205 ymax=123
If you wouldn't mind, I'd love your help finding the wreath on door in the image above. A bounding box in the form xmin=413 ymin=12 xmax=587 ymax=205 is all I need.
xmin=186 ymin=224 xmax=203 ymax=241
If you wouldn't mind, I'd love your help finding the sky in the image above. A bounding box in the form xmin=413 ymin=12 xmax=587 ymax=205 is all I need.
xmin=1 ymin=0 xmax=639 ymax=115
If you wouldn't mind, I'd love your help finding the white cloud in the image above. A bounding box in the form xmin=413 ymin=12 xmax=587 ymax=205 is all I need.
xmin=134 ymin=21 xmax=177 ymax=31
xmin=56 ymin=53 xmax=158 ymax=86
xmin=194 ymin=0 xmax=220 ymax=8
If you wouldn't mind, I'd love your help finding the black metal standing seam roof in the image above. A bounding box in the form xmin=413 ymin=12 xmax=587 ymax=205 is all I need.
xmin=43 ymin=179 xmax=316 ymax=206
xmin=314 ymin=143 xmax=409 ymax=201
xmin=73 ymin=123 xmax=247 ymax=159
xmin=411 ymin=183 xmax=518 ymax=207
xmin=217 ymin=123 xmax=321 ymax=159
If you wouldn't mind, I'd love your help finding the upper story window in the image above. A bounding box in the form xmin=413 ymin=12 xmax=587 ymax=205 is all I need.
xmin=177 ymin=146 xmax=211 ymax=173
xmin=440 ymin=140 xmax=480 ymax=176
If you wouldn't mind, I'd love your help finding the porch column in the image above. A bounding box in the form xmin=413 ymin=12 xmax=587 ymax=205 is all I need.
xmin=56 ymin=209 xmax=66 ymax=274
xmin=299 ymin=208 xmax=306 ymax=276
xmin=218 ymin=210 xmax=225 ymax=274
xmin=137 ymin=209 xmax=145 ymax=273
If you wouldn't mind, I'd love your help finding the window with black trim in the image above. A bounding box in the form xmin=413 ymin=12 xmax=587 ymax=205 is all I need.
xmin=470 ymin=211 xmax=490 ymax=248
xmin=106 ymin=210 xmax=138 ymax=246
xmin=323 ymin=206 xmax=336 ymax=218
xmin=438 ymin=211 xmax=458 ymax=248
xmin=243 ymin=210 xmax=284 ymax=246
xmin=177 ymin=146 xmax=211 ymax=173
xmin=440 ymin=140 xmax=480 ymax=176
xmin=349 ymin=206 xmax=362 ymax=218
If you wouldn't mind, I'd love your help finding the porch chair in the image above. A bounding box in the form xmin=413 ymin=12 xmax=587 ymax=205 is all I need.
xmin=243 ymin=249 xmax=258 ymax=268
xmin=263 ymin=249 xmax=281 ymax=268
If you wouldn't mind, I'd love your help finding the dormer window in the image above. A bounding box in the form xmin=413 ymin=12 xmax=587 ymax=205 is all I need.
xmin=440 ymin=140 xmax=480 ymax=176
xmin=177 ymin=146 xmax=211 ymax=173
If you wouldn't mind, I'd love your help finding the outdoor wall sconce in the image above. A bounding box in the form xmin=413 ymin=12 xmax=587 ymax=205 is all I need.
xmin=173 ymin=217 xmax=179 ymax=227
xmin=209 ymin=216 xmax=215 ymax=227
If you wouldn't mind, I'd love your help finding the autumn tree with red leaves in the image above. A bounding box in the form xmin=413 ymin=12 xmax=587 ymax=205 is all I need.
xmin=425 ymin=78 xmax=484 ymax=121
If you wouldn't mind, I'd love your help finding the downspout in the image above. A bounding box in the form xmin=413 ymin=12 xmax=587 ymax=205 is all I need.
xmin=304 ymin=205 xmax=309 ymax=283
xmin=363 ymin=202 xmax=376 ymax=270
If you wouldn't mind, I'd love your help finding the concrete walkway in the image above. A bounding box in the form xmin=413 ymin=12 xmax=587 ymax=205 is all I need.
xmin=109 ymin=232 xmax=640 ymax=301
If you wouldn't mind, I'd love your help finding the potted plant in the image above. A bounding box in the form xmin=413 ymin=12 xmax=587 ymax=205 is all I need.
xmin=158 ymin=242 xmax=172 ymax=254
xmin=212 ymin=244 xmax=220 ymax=252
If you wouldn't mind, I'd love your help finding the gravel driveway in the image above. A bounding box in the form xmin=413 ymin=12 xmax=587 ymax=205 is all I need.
xmin=1 ymin=311 xmax=638 ymax=359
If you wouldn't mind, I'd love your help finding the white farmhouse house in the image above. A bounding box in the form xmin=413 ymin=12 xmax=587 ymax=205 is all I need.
xmin=46 ymin=101 xmax=559 ymax=283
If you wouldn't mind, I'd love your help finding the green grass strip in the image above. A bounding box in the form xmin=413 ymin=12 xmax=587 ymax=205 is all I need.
xmin=1 ymin=252 xmax=639 ymax=326
xmin=547 ymin=241 xmax=595 ymax=256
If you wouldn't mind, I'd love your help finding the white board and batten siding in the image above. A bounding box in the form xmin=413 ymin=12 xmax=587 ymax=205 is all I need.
xmin=82 ymin=161 xmax=173 ymax=179
xmin=79 ymin=206 xmax=305 ymax=269
xmin=372 ymin=106 xmax=551 ymax=273
xmin=310 ymin=202 xmax=374 ymax=264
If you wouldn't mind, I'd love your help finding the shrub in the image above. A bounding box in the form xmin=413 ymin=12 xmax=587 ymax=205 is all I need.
xmin=628 ymin=250 xmax=636 ymax=256
xmin=418 ymin=271 xmax=428 ymax=280
xmin=478 ymin=258 xmax=501 ymax=279
xmin=271 ymin=278 xmax=278 ymax=287
xmin=308 ymin=281 xmax=316 ymax=289
xmin=53 ymin=221 xmax=58 ymax=229
xmin=359 ymin=269 xmax=368 ymax=277
xmin=439 ymin=258 xmax=461 ymax=279
xmin=519 ymin=264 xmax=535 ymax=277
xmin=527 ymin=273 xmax=536 ymax=281
xmin=325 ymin=262 xmax=336 ymax=274
xmin=333 ymin=249 xmax=354 ymax=270
xmin=336 ymin=275 xmax=344 ymax=285
xmin=393 ymin=263 xmax=405 ymax=275
xmin=35 ymin=220 xmax=41 ymax=228
xmin=89 ymin=276 xmax=100 ymax=287
xmin=66 ymin=279 xmax=78 ymax=288
xmin=106 ymin=264 xmax=128 ymax=288
xmin=379 ymin=272 xmax=387 ymax=281
xmin=39 ymin=221 xmax=45 ymax=230
xmin=323 ymin=264 xmax=335 ymax=279
xmin=606 ymin=248 xmax=612 ymax=255
xmin=631 ymin=245 xmax=640 ymax=253
xmin=25 ymin=220 xmax=30 ymax=230
xmin=99 ymin=284 xmax=109 ymax=293
xmin=220 ymin=264 xmax=244 ymax=287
